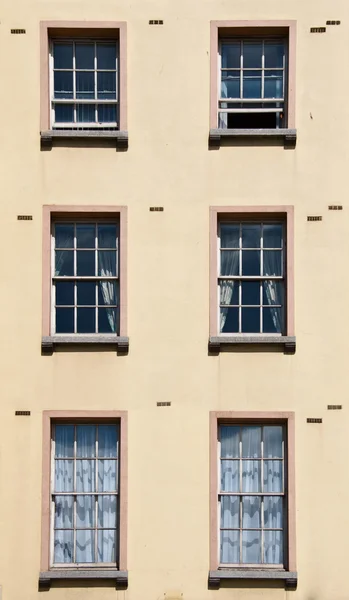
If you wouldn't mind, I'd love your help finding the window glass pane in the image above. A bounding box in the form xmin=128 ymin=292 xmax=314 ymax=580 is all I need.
xmin=220 ymin=426 xmax=239 ymax=458
xmin=54 ymin=530 xmax=73 ymax=563
xmin=242 ymin=530 xmax=261 ymax=563
xmin=220 ymin=530 xmax=239 ymax=564
xmin=75 ymin=43 xmax=94 ymax=69
xmin=56 ymin=282 xmax=74 ymax=306
xmin=98 ymin=224 xmax=118 ymax=248
xmin=98 ymin=308 xmax=117 ymax=334
xmin=242 ymin=250 xmax=260 ymax=276
xmin=55 ymin=250 xmax=74 ymax=276
xmin=98 ymin=281 xmax=118 ymax=306
xmin=97 ymin=72 xmax=116 ymax=99
xmin=53 ymin=43 xmax=73 ymax=69
xmin=264 ymin=74 xmax=283 ymax=99
xmin=55 ymin=224 xmax=74 ymax=248
xmin=77 ymin=308 xmax=95 ymax=333
xmin=54 ymin=71 xmax=73 ymax=99
xmin=264 ymin=42 xmax=284 ymax=68
xmin=263 ymin=460 xmax=283 ymax=492
xmin=77 ymin=104 xmax=96 ymax=123
xmin=56 ymin=308 xmax=74 ymax=333
xmin=55 ymin=425 xmax=74 ymax=457
xmin=98 ymin=495 xmax=117 ymax=527
xmin=220 ymin=307 xmax=239 ymax=333
xmin=77 ymin=282 xmax=96 ymax=305
xmin=54 ymin=104 xmax=74 ymax=123
xmin=76 ymin=224 xmax=95 ymax=248
xmin=264 ymin=496 xmax=283 ymax=529
xmin=220 ymin=251 xmax=239 ymax=276
xmin=241 ymin=307 xmax=260 ymax=333
xmin=263 ymin=307 xmax=283 ymax=334
xmin=263 ymin=224 xmax=283 ymax=248
xmin=76 ymin=460 xmax=96 ymax=492
xmin=98 ymin=460 xmax=117 ymax=491
xmin=76 ymin=72 xmax=95 ymax=99
xmin=242 ymin=460 xmax=261 ymax=492
xmin=243 ymin=42 xmax=262 ymax=68
xmin=98 ymin=251 xmax=117 ymax=276
xmin=77 ymin=251 xmax=95 ymax=275
xmin=99 ymin=425 xmax=119 ymax=458
xmin=55 ymin=495 xmax=74 ymax=528
xmin=221 ymin=496 xmax=239 ymax=528
xmin=97 ymin=104 xmax=117 ymax=123
xmin=221 ymin=74 xmax=240 ymax=99
xmin=242 ymin=426 xmax=261 ymax=457
xmin=242 ymin=496 xmax=261 ymax=528
xmin=264 ymin=426 xmax=283 ymax=458
xmin=263 ymin=281 xmax=283 ymax=306
xmin=77 ymin=425 xmax=96 ymax=457
xmin=241 ymin=281 xmax=260 ymax=305
xmin=220 ymin=224 xmax=239 ymax=249
xmin=55 ymin=460 xmax=74 ymax=492
xmin=98 ymin=529 xmax=116 ymax=563
xmin=242 ymin=224 xmax=261 ymax=248
xmin=263 ymin=250 xmax=282 ymax=276
xmin=221 ymin=42 xmax=240 ymax=68
xmin=76 ymin=530 xmax=95 ymax=563
xmin=97 ymin=43 xmax=117 ymax=70
xmin=221 ymin=460 xmax=239 ymax=492
xmin=220 ymin=281 xmax=239 ymax=306
xmin=243 ymin=74 xmax=262 ymax=98
xmin=76 ymin=495 xmax=95 ymax=528
xmin=264 ymin=530 xmax=283 ymax=564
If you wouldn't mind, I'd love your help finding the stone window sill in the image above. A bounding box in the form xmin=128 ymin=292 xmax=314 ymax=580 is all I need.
xmin=39 ymin=569 xmax=128 ymax=591
xmin=40 ymin=130 xmax=128 ymax=150
xmin=208 ymin=335 xmax=296 ymax=354
xmin=41 ymin=335 xmax=129 ymax=355
xmin=209 ymin=128 xmax=297 ymax=149
xmin=208 ymin=569 xmax=297 ymax=590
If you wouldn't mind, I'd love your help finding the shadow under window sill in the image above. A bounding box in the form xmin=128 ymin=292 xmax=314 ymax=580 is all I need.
xmin=208 ymin=569 xmax=297 ymax=590
xmin=39 ymin=569 xmax=128 ymax=591
xmin=41 ymin=335 xmax=129 ymax=355
xmin=208 ymin=128 xmax=297 ymax=149
xmin=40 ymin=129 xmax=128 ymax=150
xmin=208 ymin=335 xmax=296 ymax=355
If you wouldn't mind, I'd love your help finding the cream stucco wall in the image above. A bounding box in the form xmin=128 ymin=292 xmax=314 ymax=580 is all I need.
xmin=0 ymin=0 xmax=348 ymax=599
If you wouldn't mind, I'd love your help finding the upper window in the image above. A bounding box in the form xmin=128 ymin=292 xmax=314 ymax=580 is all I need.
xmin=219 ymin=220 xmax=285 ymax=335
xmin=52 ymin=220 xmax=119 ymax=335
xmin=50 ymin=41 xmax=118 ymax=129
xmin=219 ymin=39 xmax=286 ymax=129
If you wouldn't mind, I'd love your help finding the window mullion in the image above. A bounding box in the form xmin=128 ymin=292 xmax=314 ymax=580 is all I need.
xmin=95 ymin=425 xmax=99 ymax=563
xmin=94 ymin=42 xmax=98 ymax=124
xmin=73 ymin=425 xmax=77 ymax=563
xmin=74 ymin=224 xmax=77 ymax=333
xmin=73 ymin=42 xmax=77 ymax=123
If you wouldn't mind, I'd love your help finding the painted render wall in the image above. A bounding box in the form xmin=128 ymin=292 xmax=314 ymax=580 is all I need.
xmin=0 ymin=0 xmax=348 ymax=599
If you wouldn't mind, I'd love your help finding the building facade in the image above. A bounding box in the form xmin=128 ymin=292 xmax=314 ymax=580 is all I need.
xmin=0 ymin=1 xmax=347 ymax=599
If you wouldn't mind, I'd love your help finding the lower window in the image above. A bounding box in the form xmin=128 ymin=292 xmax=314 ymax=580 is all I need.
xmin=51 ymin=423 xmax=119 ymax=566
xmin=219 ymin=423 xmax=285 ymax=566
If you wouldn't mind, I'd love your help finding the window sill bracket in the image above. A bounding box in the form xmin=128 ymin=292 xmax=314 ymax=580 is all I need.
xmin=209 ymin=128 xmax=297 ymax=149
xmin=39 ymin=569 xmax=128 ymax=591
xmin=208 ymin=335 xmax=296 ymax=354
xmin=41 ymin=335 xmax=129 ymax=355
xmin=208 ymin=569 xmax=297 ymax=590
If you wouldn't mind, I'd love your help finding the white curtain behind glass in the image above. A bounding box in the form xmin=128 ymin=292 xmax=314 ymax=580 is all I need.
xmin=263 ymin=230 xmax=283 ymax=332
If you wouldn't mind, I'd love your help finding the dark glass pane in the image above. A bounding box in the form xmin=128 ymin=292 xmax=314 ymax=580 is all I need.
xmin=98 ymin=224 xmax=118 ymax=248
xmin=220 ymin=425 xmax=240 ymax=458
xmin=54 ymin=71 xmax=73 ymax=99
xmin=98 ymin=281 xmax=118 ymax=305
xmin=220 ymin=251 xmax=239 ymax=276
xmin=263 ymin=251 xmax=282 ymax=276
xmin=97 ymin=43 xmax=117 ymax=70
xmin=76 ymin=224 xmax=95 ymax=248
xmin=98 ymin=251 xmax=117 ymax=276
xmin=264 ymin=74 xmax=283 ymax=99
xmin=221 ymin=42 xmax=240 ymax=68
xmin=242 ymin=224 xmax=261 ymax=248
xmin=221 ymin=74 xmax=240 ymax=98
xmin=77 ymin=425 xmax=96 ymax=457
xmin=55 ymin=251 xmax=74 ymax=276
xmin=242 ymin=251 xmax=260 ymax=276
xmin=264 ymin=426 xmax=283 ymax=459
xmin=77 ymin=282 xmax=96 ymax=305
xmin=220 ymin=224 xmax=239 ymax=248
xmin=220 ymin=307 xmax=239 ymax=333
xmin=242 ymin=307 xmax=260 ymax=333
xmin=227 ymin=111 xmax=277 ymax=129
xmin=263 ymin=224 xmax=283 ymax=248
xmin=243 ymin=42 xmax=262 ymax=68
xmin=77 ymin=251 xmax=95 ymax=276
xmin=53 ymin=43 xmax=73 ymax=69
xmin=97 ymin=72 xmax=116 ymax=99
xmin=77 ymin=308 xmax=95 ymax=333
xmin=55 ymin=224 xmax=74 ymax=248
xmin=242 ymin=426 xmax=262 ymax=457
xmin=55 ymin=104 xmax=74 ymax=123
xmin=56 ymin=308 xmax=74 ymax=333
xmin=243 ymin=75 xmax=262 ymax=99
xmin=56 ymin=281 xmax=74 ymax=306
xmin=77 ymin=104 xmax=96 ymax=123
xmin=263 ymin=307 xmax=283 ymax=334
xmin=76 ymin=72 xmax=94 ymax=99
xmin=98 ymin=308 xmax=117 ymax=333
xmin=264 ymin=42 xmax=284 ymax=68
xmin=98 ymin=425 xmax=119 ymax=457
xmin=97 ymin=104 xmax=117 ymax=123
xmin=220 ymin=281 xmax=239 ymax=306
xmin=55 ymin=424 xmax=74 ymax=457
xmin=241 ymin=281 xmax=260 ymax=305
xmin=75 ymin=43 xmax=94 ymax=69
